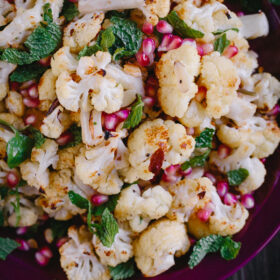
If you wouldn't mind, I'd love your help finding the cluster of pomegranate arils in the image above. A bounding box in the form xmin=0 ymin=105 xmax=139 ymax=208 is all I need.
xmin=137 ymin=19 xmax=239 ymax=67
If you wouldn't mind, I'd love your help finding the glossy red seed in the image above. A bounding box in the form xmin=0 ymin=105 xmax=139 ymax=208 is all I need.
xmin=23 ymin=97 xmax=40 ymax=108
xmin=20 ymin=80 xmax=36 ymax=90
xmin=156 ymin=20 xmax=173 ymax=34
xmin=142 ymin=38 xmax=156 ymax=55
xmin=218 ymin=144 xmax=231 ymax=159
xmin=267 ymin=104 xmax=280 ymax=116
xmin=136 ymin=51 xmax=150 ymax=67
xmin=27 ymin=84 xmax=39 ymax=98
xmin=143 ymin=96 xmax=156 ymax=107
xmin=56 ymin=131 xmax=74 ymax=146
xmin=149 ymin=148 xmax=164 ymax=174
xmin=166 ymin=35 xmax=182 ymax=51
xmin=40 ymin=246 xmax=53 ymax=258
xmin=16 ymin=239 xmax=29 ymax=251
xmin=223 ymin=45 xmax=239 ymax=58
xmin=10 ymin=81 xmax=20 ymax=91
xmin=142 ymin=22 xmax=154 ymax=34
xmin=260 ymin=158 xmax=266 ymax=164
xmin=6 ymin=171 xmax=20 ymax=188
xmin=241 ymin=194 xmax=255 ymax=209
xmin=91 ymin=194 xmax=109 ymax=206
xmin=224 ymin=193 xmax=237 ymax=206
xmin=16 ymin=227 xmax=28 ymax=235
xmin=197 ymin=208 xmax=212 ymax=222
xmin=115 ymin=109 xmax=130 ymax=121
xmin=158 ymin=34 xmax=173 ymax=52
xmin=56 ymin=237 xmax=68 ymax=248
xmin=24 ymin=114 xmax=37 ymax=125
xmin=216 ymin=181 xmax=229 ymax=197
xmin=204 ymin=172 xmax=216 ymax=184
xmin=35 ymin=251 xmax=49 ymax=266
xmin=103 ymin=113 xmax=119 ymax=131
xmin=39 ymin=56 xmax=51 ymax=67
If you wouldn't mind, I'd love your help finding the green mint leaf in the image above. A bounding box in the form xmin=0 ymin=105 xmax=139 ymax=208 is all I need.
xmin=78 ymin=44 xmax=102 ymax=59
xmin=270 ymin=0 xmax=280 ymax=4
xmin=123 ymin=95 xmax=144 ymax=129
xmin=0 ymin=237 xmax=20 ymax=260
xmin=43 ymin=3 xmax=53 ymax=23
xmin=68 ymin=191 xmax=89 ymax=210
xmin=28 ymin=127 xmax=46 ymax=149
xmin=106 ymin=10 xmax=130 ymax=19
xmin=112 ymin=48 xmax=134 ymax=61
xmin=166 ymin=11 xmax=204 ymax=38
xmin=109 ymin=258 xmax=136 ymax=280
xmin=110 ymin=16 xmax=142 ymax=60
xmin=17 ymin=179 xmax=27 ymax=187
xmin=227 ymin=168 xmax=249 ymax=186
xmin=61 ymin=124 xmax=82 ymax=149
xmin=214 ymin=33 xmax=230 ymax=54
xmin=10 ymin=186 xmax=21 ymax=226
xmin=50 ymin=219 xmax=72 ymax=240
xmin=0 ymin=210 xmax=4 ymax=227
xmin=101 ymin=27 xmax=116 ymax=51
xmin=93 ymin=194 xmax=120 ymax=216
xmin=1 ymin=49 xmax=34 ymax=65
xmin=188 ymin=234 xmax=224 ymax=269
xmin=10 ymin=63 xmax=46 ymax=83
xmin=94 ymin=208 xmax=119 ymax=247
xmin=220 ymin=236 xmax=241 ymax=260
xmin=195 ymin=128 xmax=215 ymax=148
xmin=212 ymin=28 xmax=239 ymax=35
xmin=181 ymin=150 xmax=210 ymax=171
xmin=61 ymin=0 xmax=79 ymax=22
xmin=0 ymin=186 xmax=9 ymax=199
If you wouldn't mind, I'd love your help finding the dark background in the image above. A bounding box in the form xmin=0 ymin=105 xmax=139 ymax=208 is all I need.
xmin=229 ymin=232 xmax=280 ymax=280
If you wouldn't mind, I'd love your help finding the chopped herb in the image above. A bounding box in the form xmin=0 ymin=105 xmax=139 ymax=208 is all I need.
xmin=181 ymin=150 xmax=211 ymax=171
xmin=0 ymin=237 xmax=20 ymax=260
xmin=61 ymin=0 xmax=79 ymax=22
xmin=28 ymin=127 xmax=46 ymax=149
xmin=123 ymin=95 xmax=144 ymax=129
xmin=68 ymin=191 xmax=89 ymax=210
xmin=43 ymin=3 xmax=53 ymax=23
xmin=220 ymin=236 xmax=241 ymax=260
xmin=61 ymin=124 xmax=82 ymax=149
xmin=227 ymin=168 xmax=249 ymax=186
xmin=93 ymin=194 xmax=120 ymax=216
xmin=214 ymin=33 xmax=230 ymax=54
xmin=212 ymin=28 xmax=239 ymax=35
xmin=195 ymin=128 xmax=215 ymax=149
xmin=109 ymin=258 xmax=136 ymax=280
xmin=77 ymin=44 xmax=102 ymax=59
xmin=100 ymin=27 xmax=116 ymax=51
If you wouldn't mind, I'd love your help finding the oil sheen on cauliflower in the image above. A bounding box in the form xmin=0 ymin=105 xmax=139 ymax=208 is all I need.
xmin=114 ymin=184 xmax=172 ymax=233
xmin=134 ymin=219 xmax=190 ymax=277
xmin=124 ymin=119 xmax=195 ymax=182
xmin=60 ymin=225 xmax=110 ymax=280
xmin=156 ymin=44 xmax=200 ymax=118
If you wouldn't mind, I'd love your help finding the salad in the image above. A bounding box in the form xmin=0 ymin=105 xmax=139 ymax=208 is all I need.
xmin=0 ymin=0 xmax=279 ymax=279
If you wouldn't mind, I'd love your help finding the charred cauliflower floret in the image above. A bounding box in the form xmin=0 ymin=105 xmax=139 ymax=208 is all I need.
xmin=38 ymin=69 xmax=57 ymax=102
xmin=0 ymin=112 xmax=25 ymax=130
xmin=55 ymin=145 xmax=82 ymax=170
xmin=63 ymin=12 xmax=104 ymax=52
xmin=124 ymin=119 xmax=195 ymax=182
xmin=156 ymin=44 xmax=200 ymax=118
xmin=114 ymin=184 xmax=172 ymax=233
xmin=0 ymin=62 xmax=16 ymax=101
xmin=5 ymin=90 xmax=24 ymax=117
xmin=60 ymin=225 xmax=110 ymax=280
xmin=20 ymin=139 xmax=59 ymax=191
xmin=200 ymin=52 xmax=240 ymax=118
xmin=92 ymin=225 xmax=134 ymax=267
xmin=134 ymin=219 xmax=190 ymax=277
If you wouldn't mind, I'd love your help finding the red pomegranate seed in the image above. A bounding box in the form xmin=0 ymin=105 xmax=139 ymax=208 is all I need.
xmin=27 ymin=84 xmax=39 ymax=98
xmin=149 ymin=148 xmax=164 ymax=174
xmin=166 ymin=35 xmax=183 ymax=51
xmin=44 ymin=228 xmax=54 ymax=244
xmin=165 ymin=165 xmax=181 ymax=176
xmin=143 ymin=96 xmax=156 ymax=107
xmin=260 ymin=158 xmax=266 ymax=164
xmin=224 ymin=193 xmax=237 ymax=206
xmin=40 ymin=246 xmax=53 ymax=258
xmin=20 ymin=80 xmax=36 ymax=90
xmin=16 ymin=239 xmax=30 ymax=251
xmin=161 ymin=172 xmax=180 ymax=183
xmin=216 ymin=181 xmax=229 ymax=197
xmin=267 ymin=104 xmax=280 ymax=116
xmin=23 ymin=97 xmax=40 ymax=108
xmin=158 ymin=34 xmax=173 ymax=52
xmin=136 ymin=51 xmax=150 ymax=67
xmin=237 ymin=11 xmax=245 ymax=17
xmin=204 ymin=172 xmax=216 ymax=184
xmin=181 ymin=167 xmax=192 ymax=177
xmin=56 ymin=131 xmax=74 ymax=146
xmin=7 ymin=171 xmax=20 ymax=188
xmin=35 ymin=251 xmax=49 ymax=266
xmin=20 ymin=89 xmax=29 ymax=97
xmin=142 ymin=38 xmax=156 ymax=55
xmin=162 ymin=165 xmax=182 ymax=183
xmin=142 ymin=22 xmax=154 ymax=34
xmin=91 ymin=194 xmax=109 ymax=206
xmin=146 ymin=76 xmax=158 ymax=87
xmin=156 ymin=20 xmax=173 ymax=34
xmin=223 ymin=45 xmax=239 ymax=58
xmin=56 ymin=237 xmax=68 ymax=248
xmin=197 ymin=43 xmax=214 ymax=56
xmin=241 ymin=194 xmax=255 ymax=209
xmin=195 ymin=86 xmax=207 ymax=102
xmin=39 ymin=56 xmax=51 ymax=67
xmin=147 ymin=53 xmax=155 ymax=65
xmin=24 ymin=114 xmax=37 ymax=125
xmin=115 ymin=109 xmax=130 ymax=121
xmin=218 ymin=144 xmax=231 ymax=159
xmin=10 ymin=81 xmax=20 ymax=91
xmin=103 ymin=113 xmax=119 ymax=131
xmin=189 ymin=236 xmax=196 ymax=246
xmin=197 ymin=208 xmax=213 ymax=222
xmin=16 ymin=227 xmax=28 ymax=235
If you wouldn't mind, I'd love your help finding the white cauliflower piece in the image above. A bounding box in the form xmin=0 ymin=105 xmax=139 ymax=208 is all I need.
xmin=134 ymin=219 xmax=190 ymax=277
xmin=156 ymin=44 xmax=200 ymax=118
xmin=0 ymin=0 xmax=15 ymax=27
xmin=0 ymin=125 xmax=15 ymax=143
xmin=0 ymin=62 xmax=16 ymax=101
xmin=75 ymin=130 xmax=127 ymax=195
xmin=63 ymin=12 xmax=104 ymax=52
xmin=114 ymin=184 xmax=172 ymax=233
xmin=38 ymin=69 xmax=57 ymax=101
xmin=60 ymin=225 xmax=110 ymax=280
xmin=92 ymin=225 xmax=134 ymax=267
xmin=0 ymin=112 xmax=24 ymax=130
xmin=125 ymin=119 xmax=195 ymax=182
xmin=5 ymin=90 xmax=24 ymax=117
xmin=51 ymin=46 xmax=78 ymax=77
xmin=240 ymin=12 xmax=269 ymax=39
xmin=252 ymin=73 xmax=280 ymax=110
xmin=20 ymin=139 xmax=58 ymax=191
xmin=200 ymin=52 xmax=240 ymax=118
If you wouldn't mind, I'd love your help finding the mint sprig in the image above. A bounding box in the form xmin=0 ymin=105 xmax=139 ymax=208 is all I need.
xmin=227 ymin=168 xmax=249 ymax=186
xmin=28 ymin=127 xmax=46 ymax=149
xmin=181 ymin=150 xmax=210 ymax=171
xmin=109 ymin=258 xmax=136 ymax=280
xmin=92 ymin=194 xmax=120 ymax=216
xmin=123 ymin=95 xmax=144 ymax=129
xmin=0 ymin=237 xmax=20 ymax=260
xmin=212 ymin=28 xmax=239 ymax=35
xmin=195 ymin=128 xmax=215 ymax=149
xmin=214 ymin=33 xmax=230 ymax=54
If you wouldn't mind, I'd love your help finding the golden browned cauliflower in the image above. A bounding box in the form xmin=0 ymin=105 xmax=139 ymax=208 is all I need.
xmin=133 ymin=219 xmax=190 ymax=277
xmin=55 ymin=145 xmax=82 ymax=170
xmin=156 ymin=44 xmax=200 ymax=118
xmin=38 ymin=69 xmax=57 ymax=102
xmin=0 ymin=62 xmax=16 ymax=101
xmin=5 ymin=90 xmax=24 ymax=117
xmin=124 ymin=119 xmax=195 ymax=182
xmin=114 ymin=184 xmax=172 ymax=233
xmin=60 ymin=225 xmax=110 ymax=280
xmin=0 ymin=112 xmax=25 ymax=130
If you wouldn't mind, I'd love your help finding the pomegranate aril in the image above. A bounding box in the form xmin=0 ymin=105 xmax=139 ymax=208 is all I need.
xmin=204 ymin=172 xmax=216 ymax=184
xmin=20 ymin=80 xmax=36 ymax=90
xmin=216 ymin=181 xmax=229 ymax=197
xmin=44 ymin=228 xmax=54 ymax=244
xmin=39 ymin=56 xmax=51 ymax=67
xmin=156 ymin=20 xmax=173 ymax=34
xmin=181 ymin=167 xmax=192 ymax=177
xmin=103 ymin=113 xmax=119 ymax=131
xmin=142 ymin=38 xmax=156 ymax=55
xmin=40 ymin=246 xmax=53 ymax=258
xmin=35 ymin=251 xmax=49 ymax=266
xmin=146 ymin=76 xmax=158 ymax=87
xmin=237 ymin=11 xmax=245 ymax=17
xmin=197 ymin=208 xmax=212 ymax=222
xmin=16 ymin=227 xmax=28 ymax=235
xmin=10 ymin=81 xmax=20 ymax=91
xmin=145 ymin=84 xmax=157 ymax=97
xmin=136 ymin=51 xmax=150 ymax=67
xmin=91 ymin=194 xmax=109 ymax=206
xmin=20 ymin=89 xmax=28 ymax=97
xmin=158 ymin=34 xmax=173 ymax=52
xmin=241 ymin=194 xmax=255 ymax=209
xmin=161 ymin=172 xmax=180 ymax=184
xmin=218 ymin=144 xmax=231 ymax=159
xmin=195 ymin=86 xmax=207 ymax=102
xmin=167 ymin=35 xmax=182 ymax=51
xmin=24 ymin=114 xmax=37 ymax=125
xmin=260 ymin=158 xmax=266 ymax=164
xmin=16 ymin=239 xmax=30 ymax=251
xmin=143 ymin=96 xmax=156 ymax=107
xmin=223 ymin=45 xmax=239 ymax=58
xmin=224 ymin=193 xmax=237 ymax=206
xmin=185 ymin=127 xmax=195 ymax=136
xmin=115 ymin=109 xmax=130 ymax=121
xmin=267 ymin=104 xmax=280 ymax=116
xmin=23 ymin=97 xmax=40 ymax=108
xmin=27 ymin=84 xmax=39 ymax=98
xmin=162 ymin=165 xmax=182 ymax=183
xmin=189 ymin=236 xmax=196 ymax=246
xmin=56 ymin=131 xmax=74 ymax=146
xmin=7 ymin=171 xmax=20 ymax=188
xmin=56 ymin=237 xmax=68 ymax=248
xmin=165 ymin=165 xmax=181 ymax=176
xmin=142 ymin=22 xmax=154 ymax=34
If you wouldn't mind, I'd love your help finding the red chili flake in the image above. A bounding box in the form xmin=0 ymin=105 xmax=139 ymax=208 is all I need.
xmin=149 ymin=148 xmax=164 ymax=174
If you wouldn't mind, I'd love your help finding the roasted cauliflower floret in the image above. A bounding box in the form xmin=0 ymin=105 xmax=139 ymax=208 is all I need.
xmin=20 ymin=139 xmax=59 ymax=191
xmin=63 ymin=12 xmax=104 ymax=52
xmin=252 ymin=73 xmax=280 ymax=110
xmin=134 ymin=219 xmax=190 ymax=277
xmin=124 ymin=119 xmax=195 ymax=182
xmin=60 ymin=225 xmax=110 ymax=280
xmin=5 ymin=90 xmax=24 ymax=117
xmin=55 ymin=145 xmax=82 ymax=170
xmin=92 ymin=225 xmax=134 ymax=267
xmin=114 ymin=184 xmax=172 ymax=233
xmin=0 ymin=0 xmax=15 ymax=27
xmin=75 ymin=130 xmax=128 ymax=195
xmin=200 ymin=52 xmax=240 ymax=118
xmin=0 ymin=62 xmax=16 ymax=101
xmin=38 ymin=69 xmax=57 ymax=101
xmin=0 ymin=112 xmax=25 ymax=130
xmin=156 ymin=44 xmax=200 ymax=118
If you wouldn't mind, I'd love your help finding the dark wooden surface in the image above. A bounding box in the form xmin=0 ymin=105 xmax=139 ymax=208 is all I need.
xmin=229 ymin=232 xmax=280 ymax=280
